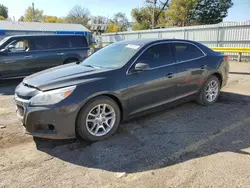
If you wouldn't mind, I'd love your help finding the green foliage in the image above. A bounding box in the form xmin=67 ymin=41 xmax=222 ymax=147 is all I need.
xmin=194 ymin=0 xmax=233 ymax=25
xmin=131 ymin=7 xmax=152 ymax=30
xmin=0 ymin=15 xmax=5 ymax=20
xmin=132 ymin=0 xmax=233 ymax=30
xmin=20 ymin=6 xmax=43 ymax=22
xmin=0 ymin=4 xmax=8 ymax=18
xmin=167 ymin=0 xmax=197 ymax=26
xmin=106 ymin=23 xmax=119 ymax=33
xmin=131 ymin=0 xmax=170 ymax=30
xmin=111 ymin=12 xmax=128 ymax=31
xmin=43 ymin=16 xmax=67 ymax=23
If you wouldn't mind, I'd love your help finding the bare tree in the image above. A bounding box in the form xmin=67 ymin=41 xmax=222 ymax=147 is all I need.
xmin=91 ymin=15 xmax=108 ymax=24
xmin=111 ymin=12 xmax=128 ymax=31
xmin=66 ymin=5 xmax=91 ymax=25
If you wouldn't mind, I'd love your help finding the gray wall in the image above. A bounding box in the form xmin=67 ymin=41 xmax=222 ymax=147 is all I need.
xmin=101 ymin=21 xmax=250 ymax=60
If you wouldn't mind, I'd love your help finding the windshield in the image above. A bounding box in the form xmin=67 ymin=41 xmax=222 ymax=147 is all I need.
xmin=80 ymin=42 xmax=141 ymax=68
xmin=0 ymin=36 xmax=10 ymax=47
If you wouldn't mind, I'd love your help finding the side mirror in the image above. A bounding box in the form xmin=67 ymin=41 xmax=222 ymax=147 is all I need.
xmin=134 ymin=63 xmax=149 ymax=72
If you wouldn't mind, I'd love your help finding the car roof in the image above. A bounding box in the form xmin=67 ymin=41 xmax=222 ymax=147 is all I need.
xmin=117 ymin=38 xmax=200 ymax=45
xmin=116 ymin=38 xmax=214 ymax=55
xmin=8 ymin=34 xmax=85 ymax=38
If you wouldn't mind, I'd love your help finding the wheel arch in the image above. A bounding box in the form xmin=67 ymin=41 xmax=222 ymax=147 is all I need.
xmin=75 ymin=92 xmax=125 ymax=130
xmin=210 ymin=72 xmax=223 ymax=88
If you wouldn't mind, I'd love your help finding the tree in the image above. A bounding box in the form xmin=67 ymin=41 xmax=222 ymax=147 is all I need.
xmin=194 ymin=0 xmax=233 ymax=25
xmin=111 ymin=12 xmax=128 ymax=31
xmin=91 ymin=15 xmax=108 ymax=24
xmin=43 ymin=16 xmax=67 ymax=23
xmin=0 ymin=16 xmax=5 ymax=20
xmin=21 ymin=6 xmax=43 ymax=22
xmin=131 ymin=7 xmax=152 ymax=30
xmin=131 ymin=0 xmax=170 ymax=30
xmin=167 ymin=0 xmax=197 ymax=27
xmin=106 ymin=23 xmax=119 ymax=33
xmin=66 ymin=5 xmax=90 ymax=25
xmin=0 ymin=4 xmax=8 ymax=18
xmin=18 ymin=16 xmax=24 ymax=21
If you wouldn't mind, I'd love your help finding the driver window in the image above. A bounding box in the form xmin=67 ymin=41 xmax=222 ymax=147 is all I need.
xmin=9 ymin=39 xmax=30 ymax=52
xmin=136 ymin=43 xmax=173 ymax=68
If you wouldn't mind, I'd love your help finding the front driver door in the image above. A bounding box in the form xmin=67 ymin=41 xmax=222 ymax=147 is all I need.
xmin=1 ymin=38 xmax=35 ymax=78
xmin=126 ymin=43 xmax=178 ymax=116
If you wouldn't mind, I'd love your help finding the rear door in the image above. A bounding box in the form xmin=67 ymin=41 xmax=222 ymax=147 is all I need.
xmin=172 ymin=42 xmax=207 ymax=98
xmin=127 ymin=43 xmax=179 ymax=115
xmin=0 ymin=37 xmax=35 ymax=78
xmin=31 ymin=36 xmax=66 ymax=72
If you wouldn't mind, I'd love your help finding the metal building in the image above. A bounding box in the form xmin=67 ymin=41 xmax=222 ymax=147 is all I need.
xmin=0 ymin=20 xmax=91 ymax=42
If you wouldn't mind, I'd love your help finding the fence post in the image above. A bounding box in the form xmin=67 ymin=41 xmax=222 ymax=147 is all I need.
xmin=183 ymin=29 xmax=186 ymax=39
xmin=216 ymin=26 xmax=220 ymax=47
xmin=238 ymin=53 xmax=242 ymax=62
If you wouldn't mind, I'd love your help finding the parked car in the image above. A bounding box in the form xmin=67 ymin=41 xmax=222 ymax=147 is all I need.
xmin=0 ymin=34 xmax=89 ymax=79
xmin=14 ymin=39 xmax=229 ymax=141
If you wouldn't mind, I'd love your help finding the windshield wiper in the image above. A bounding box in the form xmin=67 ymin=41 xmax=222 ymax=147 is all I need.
xmin=84 ymin=64 xmax=102 ymax=69
xmin=84 ymin=64 xmax=95 ymax=68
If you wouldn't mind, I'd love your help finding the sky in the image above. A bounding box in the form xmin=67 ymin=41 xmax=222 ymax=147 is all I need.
xmin=1 ymin=0 xmax=250 ymax=22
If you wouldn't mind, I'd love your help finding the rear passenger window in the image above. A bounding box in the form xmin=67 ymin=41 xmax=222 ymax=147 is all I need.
xmin=33 ymin=37 xmax=55 ymax=50
xmin=137 ymin=43 xmax=174 ymax=68
xmin=69 ymin=36 xmax=88 ymax=48
xmin=173 ymin=43 xmax=204 ymax=62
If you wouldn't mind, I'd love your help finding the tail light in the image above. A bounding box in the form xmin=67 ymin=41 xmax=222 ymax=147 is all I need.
xmin=87 ymin=49 xmax=93 ymax=56
xmin=225 ymin=55 xmax=229 ymax=61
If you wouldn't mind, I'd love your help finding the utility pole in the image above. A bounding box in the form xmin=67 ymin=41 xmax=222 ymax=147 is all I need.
xmin=32 ymin=2 xmax=35 ymax=22
xmin=146 ymin=0 xmax=157 ymax=29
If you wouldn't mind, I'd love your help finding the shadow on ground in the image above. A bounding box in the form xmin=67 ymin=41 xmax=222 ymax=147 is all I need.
xmin=34 ymin=91 xmax=250 ymax=173
xmin=0 ymin=79 xmax=22 ymax=95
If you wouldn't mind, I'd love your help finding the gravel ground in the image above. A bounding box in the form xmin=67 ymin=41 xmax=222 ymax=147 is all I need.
xmin=0 ymin=61 xmax=250 ymax=188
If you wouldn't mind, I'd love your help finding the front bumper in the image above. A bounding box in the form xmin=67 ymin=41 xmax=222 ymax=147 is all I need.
xmin=14 ymin=95 xmax=77 ymax=139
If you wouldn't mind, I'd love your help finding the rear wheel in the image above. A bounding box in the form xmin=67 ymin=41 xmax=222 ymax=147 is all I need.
xmin=196 ymin=75 xmax=220 ymax=105
xmin=76 ymin=96 xmax=121 ymax=141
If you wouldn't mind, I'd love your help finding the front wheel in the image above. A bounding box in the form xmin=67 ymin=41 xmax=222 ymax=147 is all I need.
xmin=196 ymin=75 xmax=221 ymax=105
xmin=76 ymin=96 xmax=121 ymax=141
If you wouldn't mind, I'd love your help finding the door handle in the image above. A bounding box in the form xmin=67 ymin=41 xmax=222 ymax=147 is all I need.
xmin=5 ymin=60 xmax=15 ymax=63
xmin=166 ymin=72 xmax=174 ymax=78
xmin=24 ymin=55 xmax=32 ymax=58
xmin=200 ymin=65 xmax=206 ymax=69
xmin=57 ymin=52 xmax=64 ymax=56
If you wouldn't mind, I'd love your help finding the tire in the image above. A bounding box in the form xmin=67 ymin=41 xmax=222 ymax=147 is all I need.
xmin=63 ymin=58 xmax=79 ymax=64
xmin=76 ymin=96 xmax=121 ymax=141
xmin=196 ymin=75 xmax=221 ymax=106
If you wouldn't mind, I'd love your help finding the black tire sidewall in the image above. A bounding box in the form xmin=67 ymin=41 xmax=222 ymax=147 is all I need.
xmin=76 ymin=96 xmax=121 ymax=141
xmin=199 ymin=76 xmax=220 ymax=105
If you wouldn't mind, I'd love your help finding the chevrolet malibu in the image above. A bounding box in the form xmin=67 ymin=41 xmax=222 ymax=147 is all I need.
xmin=14 ymin=39 xmax=229 ymax=141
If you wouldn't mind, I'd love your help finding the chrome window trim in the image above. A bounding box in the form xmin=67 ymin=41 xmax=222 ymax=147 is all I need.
xmin=126 ymin=41 xmax=207 ymax=75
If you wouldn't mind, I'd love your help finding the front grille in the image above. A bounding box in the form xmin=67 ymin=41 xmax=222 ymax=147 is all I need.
xmin=17 ymin=105 xmax=24 ymax=117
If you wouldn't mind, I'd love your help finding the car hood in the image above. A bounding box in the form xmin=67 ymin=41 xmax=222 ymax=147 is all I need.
xmin=23 ymin=63 xmax=108 ymax=91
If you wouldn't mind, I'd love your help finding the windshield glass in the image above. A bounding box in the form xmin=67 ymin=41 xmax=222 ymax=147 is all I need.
xmin=0 ymin=36 xmax=10 ymax=47
xmin=80 ymin=42 xmax=141 ymax=68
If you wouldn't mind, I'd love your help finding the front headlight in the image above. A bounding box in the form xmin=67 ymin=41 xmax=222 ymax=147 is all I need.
xmin=30 ymin=86 xmax=76 ymax=106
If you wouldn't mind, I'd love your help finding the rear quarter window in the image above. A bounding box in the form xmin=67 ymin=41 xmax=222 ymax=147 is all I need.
xmin=69 ymin=36 xmax=88 ymax=48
